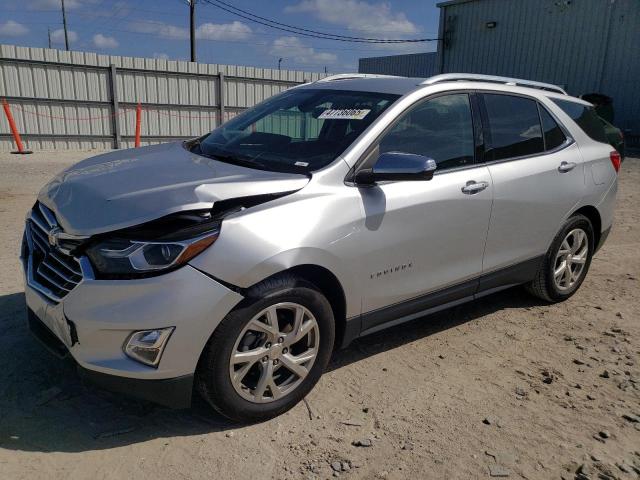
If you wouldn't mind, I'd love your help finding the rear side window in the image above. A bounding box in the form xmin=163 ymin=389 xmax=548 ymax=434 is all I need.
xmin=539 ymin=106 xmax=567 ymax=151
xmin=483 ymin=94 xmax=544 ymax=161
xmin=552 ymin=99 xmax=608 ymax=143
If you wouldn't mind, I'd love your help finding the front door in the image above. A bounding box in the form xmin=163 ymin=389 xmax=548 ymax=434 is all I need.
xmin=354 ymin=93 xmax=493 ymax=331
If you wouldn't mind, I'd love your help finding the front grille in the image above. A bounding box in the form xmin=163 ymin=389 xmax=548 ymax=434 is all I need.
xmin=25 ymin=203 xmax=83 ymax=302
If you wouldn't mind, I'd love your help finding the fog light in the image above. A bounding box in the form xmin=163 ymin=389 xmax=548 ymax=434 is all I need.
xmin=124 ymin=327 xmax=175 ymax=367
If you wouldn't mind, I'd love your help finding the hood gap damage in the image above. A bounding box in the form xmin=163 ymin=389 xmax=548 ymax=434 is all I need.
xmin=65 ymin=190 xmax=299 ymax=254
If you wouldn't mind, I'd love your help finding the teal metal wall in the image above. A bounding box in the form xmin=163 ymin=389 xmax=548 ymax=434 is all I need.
xmin=358 ymin=52 xmax=438 ymax=78
xmin=437 ymin=0 xmax=640 ymax=135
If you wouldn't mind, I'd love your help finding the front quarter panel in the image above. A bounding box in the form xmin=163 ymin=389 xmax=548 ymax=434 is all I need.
xmin=189 ymin=165 xmax=364 ymax=318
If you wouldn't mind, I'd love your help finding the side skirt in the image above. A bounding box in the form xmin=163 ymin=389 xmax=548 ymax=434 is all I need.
xmin=343 ymin=255 xmax=543 ymax=343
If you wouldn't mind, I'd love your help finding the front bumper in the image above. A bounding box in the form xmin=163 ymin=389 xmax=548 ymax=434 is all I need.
xmin=23 ymin=259 xmax=244 ymax=408
xmin=27 ymin=309 xmax=195 ymax=408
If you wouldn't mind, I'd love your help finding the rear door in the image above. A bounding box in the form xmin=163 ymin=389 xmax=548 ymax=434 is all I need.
xmin=480 ymin=92 xmax=586 ymax=281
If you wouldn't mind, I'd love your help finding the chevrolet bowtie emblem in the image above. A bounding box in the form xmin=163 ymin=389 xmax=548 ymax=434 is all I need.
xmin=48 ymin=226 xmax=62 ymax=247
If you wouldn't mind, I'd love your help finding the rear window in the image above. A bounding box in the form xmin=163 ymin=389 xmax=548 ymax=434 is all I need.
xmin=551 ymin=99 xmax=608 ymax=144
xmin=483 ymin=94 xmax=544 ymax=161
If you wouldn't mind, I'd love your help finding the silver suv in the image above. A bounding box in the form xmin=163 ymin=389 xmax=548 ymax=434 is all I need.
xmin=22 ymin=73 xmax=619 ymax=421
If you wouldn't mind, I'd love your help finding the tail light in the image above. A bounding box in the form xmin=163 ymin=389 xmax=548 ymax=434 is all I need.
xmin=610 ymin=151 xmax=621 ymax=173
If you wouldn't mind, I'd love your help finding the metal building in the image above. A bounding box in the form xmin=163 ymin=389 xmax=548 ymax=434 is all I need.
xmin=358 ymin=52 xmax=438 ymax=78
xmin=436 ymin=0 xmax=639 ymax=137
xmin=358 ymin=1 xmax=639 ymax=139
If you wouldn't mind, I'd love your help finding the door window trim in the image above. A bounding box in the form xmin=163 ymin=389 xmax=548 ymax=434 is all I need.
xmin=345 ymin=89 xmax=485 ymax=184
xmin=476 ymin=90 xmax=574 ymax=166
xmin=536 ymin=101 xmax=574 ymax=152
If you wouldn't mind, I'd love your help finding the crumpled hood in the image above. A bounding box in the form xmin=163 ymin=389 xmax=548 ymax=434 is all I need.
xmin=38 ymin=142 xmax=309 ymax=236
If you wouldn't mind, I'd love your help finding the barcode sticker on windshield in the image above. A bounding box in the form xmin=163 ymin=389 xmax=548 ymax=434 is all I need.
xmin=318 ymin=109 xmax=371 ymax=120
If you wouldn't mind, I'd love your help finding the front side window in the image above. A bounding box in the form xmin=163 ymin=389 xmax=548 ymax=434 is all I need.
xmin=195 ymin=89 xmax=399 ymax=173
xmin=552 ymin=99 xmax=608 ymax=144
xmin=483 ymin=94 xmax=544 ymax=161
xmin=378 ymin=93 xmax=475 ymax=171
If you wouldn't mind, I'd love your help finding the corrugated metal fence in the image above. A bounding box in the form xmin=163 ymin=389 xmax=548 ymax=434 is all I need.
xmin=0 ymin=44 xmax=327 ymax=151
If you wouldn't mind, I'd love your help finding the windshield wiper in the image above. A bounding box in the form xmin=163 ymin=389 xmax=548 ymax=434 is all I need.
xmin=185 ymin=137 xmax=210 ymax=154
xmin=200 ymin=151 xmax=270 ymax=171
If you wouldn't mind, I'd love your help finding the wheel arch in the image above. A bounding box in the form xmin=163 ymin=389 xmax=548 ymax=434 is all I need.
xmin=570 ymin=205 xmax=602 ymax=248
xmin=253 ymin=264 xmax=350 ymax=351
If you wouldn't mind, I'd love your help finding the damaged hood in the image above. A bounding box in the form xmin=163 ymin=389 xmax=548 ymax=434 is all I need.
xmin=38 ymin=142 xmax=310 ymax=236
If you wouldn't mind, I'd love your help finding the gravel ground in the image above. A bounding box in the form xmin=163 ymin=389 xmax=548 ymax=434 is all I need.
xmin=0 ymin=150 xmax=639 ymax=480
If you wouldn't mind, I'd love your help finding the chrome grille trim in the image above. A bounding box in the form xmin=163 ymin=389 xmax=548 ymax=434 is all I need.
xmin=30 ymin=227 xmax=49 ymax=252
xmin=25 ymin=252 xmax=62 ymax=303
xmin=36 ymin=267 xmax=72 ymax=292
xmin=29 ymin=210 xmax=51 ymax=237
xmin=39 ymin=202 xmax=57 ymax=227
xmin=48 ymin=252 xmax=82 ymax=276
xmin=39 ymin=260 xmax=79 ymax=286
xmin=23 ymin=203 xmax=91 ymax=304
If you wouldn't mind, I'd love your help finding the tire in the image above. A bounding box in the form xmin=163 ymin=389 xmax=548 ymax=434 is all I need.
xmin=196 ymin=274 xmax=335 ymax=422
xmin=526 ymin=214 xmax=595 ymax=303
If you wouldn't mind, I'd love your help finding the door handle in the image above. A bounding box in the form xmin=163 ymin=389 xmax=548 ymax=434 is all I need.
xmin=461 ymin=180 xmax=489 ymax=194
xmin=558 ymin=161 xmax=577 ymax=173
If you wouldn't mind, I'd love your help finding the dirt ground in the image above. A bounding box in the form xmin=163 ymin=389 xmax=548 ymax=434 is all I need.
xmin=0 ymin=150 xmax=638 ymax=480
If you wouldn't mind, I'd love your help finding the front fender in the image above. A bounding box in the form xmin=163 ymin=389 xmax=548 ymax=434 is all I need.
xmin=187 ymin=175 xmax=366 ymax=319
xmin=191 ymin=246 xmax=359 ymax=318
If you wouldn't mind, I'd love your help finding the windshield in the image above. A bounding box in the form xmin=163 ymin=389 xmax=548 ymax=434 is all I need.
xmin=193 ymin=88 xmax=400 ymax=173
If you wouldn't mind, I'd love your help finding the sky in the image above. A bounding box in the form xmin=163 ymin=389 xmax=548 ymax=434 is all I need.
xmin=0 ymin=0 xmax=441 ymax=73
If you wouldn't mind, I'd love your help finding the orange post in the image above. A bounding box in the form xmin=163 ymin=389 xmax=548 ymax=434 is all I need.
xmin=134 ymin=102 xmax=142 ymax=148
xmin=2 ymin=98 xmax=32 ymax=154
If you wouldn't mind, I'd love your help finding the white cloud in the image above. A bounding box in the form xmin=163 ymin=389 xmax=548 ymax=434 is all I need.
xmin=196 ymin=21 xmax=251 ymax=41
xmin=129 ymin=20 xmax=189 ymax=40
xmin=93 ymin=33 xmax=118 ymax=49
xmin=51 ymin=28 xmax=78 ymax=43
xmin=285 ymin=0 xmax=418 ymax=37
xmin=79 ymin=1 xmax=131 ymax=21
xmin=270 ymin=36 xmax=337 ymax=65
xmin=0 ymin=20 xmax=29 ymax=37
xmin=153 ymin=52 xmax=169 ymax=60
xmin=129 ymin=20 xmax=252 ymax=42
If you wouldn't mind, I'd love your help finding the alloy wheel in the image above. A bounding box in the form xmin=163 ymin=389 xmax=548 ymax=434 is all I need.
xmin=229 ymin=302 xmax=320 ymax=403
xmin=553 ymin=228 xmax=589 ymax=291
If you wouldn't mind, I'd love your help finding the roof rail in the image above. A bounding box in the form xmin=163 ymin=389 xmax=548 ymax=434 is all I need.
xmin=316 ymin=73 xmax=401 ymax=83
xmin=421 ymin=73 xmax=567 ymax=95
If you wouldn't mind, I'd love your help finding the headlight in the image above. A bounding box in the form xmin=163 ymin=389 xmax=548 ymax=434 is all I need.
xmin=86 ymin=230 xmax=218 ymax=278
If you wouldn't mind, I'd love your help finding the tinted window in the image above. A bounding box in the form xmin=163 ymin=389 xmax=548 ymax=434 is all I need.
xmin=483 ymin=94 xmax=544 ymax=161
xmin=552 ymin=99 xmax=608 ymax=143
xmin=539 ymin=106 xmax=567 ymax=150
xmin=379 ymin=93 xmax=475 ymax=171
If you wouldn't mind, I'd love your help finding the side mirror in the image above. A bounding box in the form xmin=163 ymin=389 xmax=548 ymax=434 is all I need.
xmin=355 ymin=152 xmax=437 ymax=184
